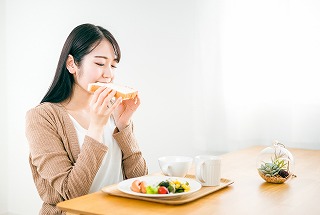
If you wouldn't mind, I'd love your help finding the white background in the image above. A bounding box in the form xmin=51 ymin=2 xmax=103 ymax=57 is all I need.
xmin=1 ymin=0 xmax=320 ymax=214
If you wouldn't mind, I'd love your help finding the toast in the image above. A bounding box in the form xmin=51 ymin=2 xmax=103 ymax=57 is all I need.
xmin=87 ymin=82 xmax=138 ymax=100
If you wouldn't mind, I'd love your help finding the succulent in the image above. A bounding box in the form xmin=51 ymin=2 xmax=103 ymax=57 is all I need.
xmin=258 ymin=162 xmax=281 ymax=177
xmin=258 ymin=148 xmax=289 ymax=178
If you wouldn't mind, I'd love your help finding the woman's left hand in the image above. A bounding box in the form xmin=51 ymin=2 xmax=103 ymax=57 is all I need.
xmin=113 ymin=95 xmax=140 ymax=130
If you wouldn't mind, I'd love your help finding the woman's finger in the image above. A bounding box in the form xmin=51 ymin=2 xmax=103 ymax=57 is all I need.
xmin=90 ymin=86 xmax=107 ymax=107
xmin=135 ymin=95 xmax=141 ymax=106
xmin=96 ymin=88 xmax=115 ymax=107
xmin=106 ymin=97 xmax=122 ymax=114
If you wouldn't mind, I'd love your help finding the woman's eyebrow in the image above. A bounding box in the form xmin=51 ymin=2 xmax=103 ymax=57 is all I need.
xmin=94 ymin=56 xmax=108 ymax=59
xmin=95 ymin=55 xmax=119 ymax=62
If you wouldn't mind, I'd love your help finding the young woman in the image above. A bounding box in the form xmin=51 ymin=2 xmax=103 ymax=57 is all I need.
xmin=25 ymin=23 xmax=148 ymax=214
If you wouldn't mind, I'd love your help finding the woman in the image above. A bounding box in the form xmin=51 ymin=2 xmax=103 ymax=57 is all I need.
xmin=25 ymin=23 xmax=148 ymax=214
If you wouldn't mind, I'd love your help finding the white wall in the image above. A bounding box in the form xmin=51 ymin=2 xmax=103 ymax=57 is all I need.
xmin=3 ymin=0 xmax=320 ymax=214
xmin=193 ymin=0 xmax=227 ymax=154
xmin=0 ymin=0 xmax=8 ymax=214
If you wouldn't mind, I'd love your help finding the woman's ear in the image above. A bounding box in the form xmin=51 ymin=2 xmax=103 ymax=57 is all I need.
xmin=66 ymin=54 xmax=77 ymax=74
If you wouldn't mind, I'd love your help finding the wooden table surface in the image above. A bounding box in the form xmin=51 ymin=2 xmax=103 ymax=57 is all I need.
xmin=57 ymin=145 xmax=320 ymax=215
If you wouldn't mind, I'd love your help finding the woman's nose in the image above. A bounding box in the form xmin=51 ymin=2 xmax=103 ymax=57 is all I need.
xmin=102 ymin=65 xmax=114 ymax=79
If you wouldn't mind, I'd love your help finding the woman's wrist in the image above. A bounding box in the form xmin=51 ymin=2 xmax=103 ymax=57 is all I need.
xmin=87 ymin=126 xmax=104 ymax=142
xmin=116 ymin=121 xmax=131 ymax=131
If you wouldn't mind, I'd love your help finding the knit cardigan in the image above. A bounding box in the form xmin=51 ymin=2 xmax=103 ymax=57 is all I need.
xmin=25 ymin=102 xmax=148 ymax=214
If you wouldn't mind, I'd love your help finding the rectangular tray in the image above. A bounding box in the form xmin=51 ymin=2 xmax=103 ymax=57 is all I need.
xmin=101 ymin=174 xmax=234 ymax=205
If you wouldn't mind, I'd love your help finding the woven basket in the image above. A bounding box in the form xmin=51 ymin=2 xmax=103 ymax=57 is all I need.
xmin=258 ymin=171 xmax=291 ymax=184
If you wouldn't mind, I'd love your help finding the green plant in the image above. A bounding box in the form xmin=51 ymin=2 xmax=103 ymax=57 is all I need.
xmin=258 ymin=149 xmax=289 ymax=178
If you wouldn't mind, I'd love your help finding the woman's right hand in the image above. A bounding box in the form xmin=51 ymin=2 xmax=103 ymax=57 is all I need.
xmin=87 ymin=86 xmax=122 ymax=142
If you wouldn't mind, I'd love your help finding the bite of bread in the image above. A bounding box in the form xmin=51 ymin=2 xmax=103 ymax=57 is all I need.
xmin=87 ymin=82 xmax=138 ymax=100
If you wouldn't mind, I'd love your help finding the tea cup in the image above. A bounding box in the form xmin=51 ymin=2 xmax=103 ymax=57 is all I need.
xmin=158 ymin=156 xmax=193 ymax=177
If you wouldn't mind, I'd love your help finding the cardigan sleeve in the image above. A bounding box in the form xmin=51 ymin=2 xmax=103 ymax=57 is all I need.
xmin=26 ymin=105 xmax=107 ymax=200
xmin=113 ymin=123 xmax=148 ymax=178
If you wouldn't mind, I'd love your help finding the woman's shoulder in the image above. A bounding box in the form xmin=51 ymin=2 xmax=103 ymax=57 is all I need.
xmin=26 ymin=102 xmax=66 ymax=119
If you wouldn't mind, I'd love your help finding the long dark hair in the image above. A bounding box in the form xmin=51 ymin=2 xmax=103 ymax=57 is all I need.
xmin=41 ymin=23 xmax=121 ymax=103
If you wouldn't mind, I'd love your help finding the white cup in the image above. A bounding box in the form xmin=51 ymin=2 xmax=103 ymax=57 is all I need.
xmin=158 ymin=156 xmax=193 ymax=177
xmin=195 ymin=155 xmax=221 ymax=186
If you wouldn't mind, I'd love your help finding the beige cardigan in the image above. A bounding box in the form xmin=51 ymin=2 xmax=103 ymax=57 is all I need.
xmin=25 ymin=102 xmax=148 ymax=214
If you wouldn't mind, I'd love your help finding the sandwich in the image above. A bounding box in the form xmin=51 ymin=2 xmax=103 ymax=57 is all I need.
xmin=87 ymin=82 xmax=138 ymax=100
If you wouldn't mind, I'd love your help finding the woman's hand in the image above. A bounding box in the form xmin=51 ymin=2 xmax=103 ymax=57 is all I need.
xmin=113 ymin=95 xmax=140 ymax=131
xmin=87 ymin=86 xmax=122 ymax=142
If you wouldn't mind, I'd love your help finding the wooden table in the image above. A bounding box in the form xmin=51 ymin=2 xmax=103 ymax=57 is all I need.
xmin=57 ymin=146 xmax=320 ymax=215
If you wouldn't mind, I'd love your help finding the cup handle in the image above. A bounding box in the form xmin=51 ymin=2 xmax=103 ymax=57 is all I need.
xmin=167 ymin=165 xmax=173 ymax=176
xmin=162 ymin=164 xmax=171 ymax=176
xmin=196 ymin=161 xmax=206 ymax=183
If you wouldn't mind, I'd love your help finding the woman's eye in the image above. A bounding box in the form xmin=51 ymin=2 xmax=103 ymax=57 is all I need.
xmin=96 ymin=63 xmax=104 ymax=66
xmin=111 ymin=65 xmax=117 ymax=69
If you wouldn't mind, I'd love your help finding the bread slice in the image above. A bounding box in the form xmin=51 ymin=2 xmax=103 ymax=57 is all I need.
xmin=87 ymin=82 xmax=138 ymax=100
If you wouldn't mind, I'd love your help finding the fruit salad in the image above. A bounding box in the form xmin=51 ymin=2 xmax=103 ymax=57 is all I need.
xmin=130 ymin=178 xmax=191 ymax=194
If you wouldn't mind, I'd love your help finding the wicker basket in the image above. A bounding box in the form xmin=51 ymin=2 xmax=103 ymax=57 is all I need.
xmin=258 ymin=171 xmax=291 ymax=184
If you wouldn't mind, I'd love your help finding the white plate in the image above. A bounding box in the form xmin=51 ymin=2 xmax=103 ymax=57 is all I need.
xmin=117 ymin=176 xmax=202 ymax=199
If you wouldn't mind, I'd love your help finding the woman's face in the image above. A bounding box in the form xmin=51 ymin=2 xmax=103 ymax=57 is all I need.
xmin=74 ymin=39 xmax=118 ymax=91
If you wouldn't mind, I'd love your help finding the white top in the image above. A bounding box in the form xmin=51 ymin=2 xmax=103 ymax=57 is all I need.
xmin=68 ymin=114 xmax=124 ymax=193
